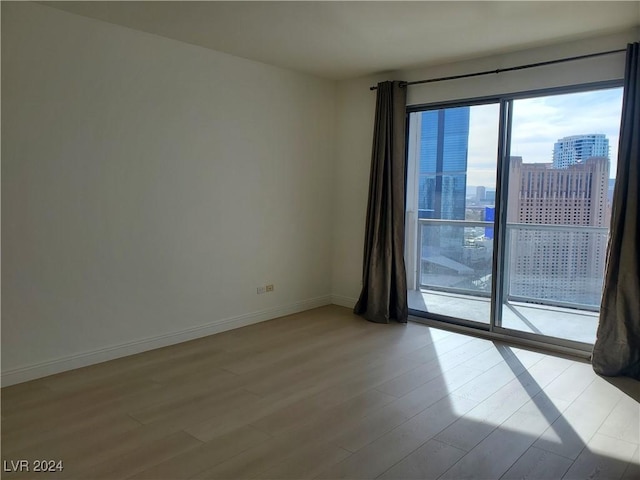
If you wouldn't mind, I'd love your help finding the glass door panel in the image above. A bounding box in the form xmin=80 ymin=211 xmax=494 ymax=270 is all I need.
xmin=498 ymin=88 xmax=623 ymax=344
xmin=406 ymin=103 xmax=500 ymax=324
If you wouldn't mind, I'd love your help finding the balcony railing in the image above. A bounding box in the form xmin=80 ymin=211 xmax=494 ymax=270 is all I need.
xmin=416 ymin=219 xmax=608 ymax=311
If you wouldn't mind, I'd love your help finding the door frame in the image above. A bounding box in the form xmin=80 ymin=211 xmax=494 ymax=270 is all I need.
xmin=405 ymin=80 xmax=624 ymax=353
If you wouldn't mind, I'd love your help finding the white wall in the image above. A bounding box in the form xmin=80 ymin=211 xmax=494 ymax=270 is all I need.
xmin=1 ymin=2 xmax=336 ymax=385
xmin=331 ymin=28 xmax=639 ymax=307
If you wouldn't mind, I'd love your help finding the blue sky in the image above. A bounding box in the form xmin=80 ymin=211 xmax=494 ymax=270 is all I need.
xmin=467 ymin=87 xmax=624 ymax=187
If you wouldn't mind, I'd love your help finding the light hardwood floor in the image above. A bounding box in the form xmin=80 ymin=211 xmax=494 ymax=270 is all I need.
xmin=2 ymin=305 xmax=639 ymax=479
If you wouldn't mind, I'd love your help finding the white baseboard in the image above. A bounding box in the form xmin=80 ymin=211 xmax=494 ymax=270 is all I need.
xmin=331 ymin=294 xmax=358 ymax=309
xmin=1 ymin=295 xmax=332 ymax=387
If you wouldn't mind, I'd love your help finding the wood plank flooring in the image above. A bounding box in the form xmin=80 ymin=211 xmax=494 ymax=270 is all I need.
xmin=2 ymin=305 xmax=639 ymax=479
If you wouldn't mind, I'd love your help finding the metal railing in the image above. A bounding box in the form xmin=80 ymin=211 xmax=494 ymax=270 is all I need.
xmin=416 ymin=218 xmax=608 ymax=311
xmin=416 ymin=218 xmax=494 ymax=297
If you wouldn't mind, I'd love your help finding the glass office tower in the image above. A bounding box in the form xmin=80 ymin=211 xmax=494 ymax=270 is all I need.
xmin=418 ymin=107 xmax=470 ymax=220
xmin=418 ymin=107 xmax=471 ymax=282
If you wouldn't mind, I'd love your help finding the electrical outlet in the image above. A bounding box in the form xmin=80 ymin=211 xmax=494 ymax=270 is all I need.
xmin=266 ymin=284 xmax=274 ymax=292
xmin=257 ymin=286 xmax=266 ymax=294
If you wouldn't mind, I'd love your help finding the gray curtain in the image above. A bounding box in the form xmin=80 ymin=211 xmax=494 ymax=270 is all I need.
xmin=592 ymin=42 xmax=640 ymax=379
xmin=354 ymin=81 xmax=408 ymax=324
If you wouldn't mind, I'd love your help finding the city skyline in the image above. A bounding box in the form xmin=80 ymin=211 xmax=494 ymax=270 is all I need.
xmin=466 ymin=87 xmax=623 ymax=187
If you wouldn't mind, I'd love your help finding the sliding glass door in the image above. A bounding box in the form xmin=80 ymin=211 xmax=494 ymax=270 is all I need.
xmin=406 ymin=102 xmax=500 ymax=326
xmin=496 ymin=88 xmax=623 ymax=346
xmin=406 ymin=84 xmax=624 ymax=350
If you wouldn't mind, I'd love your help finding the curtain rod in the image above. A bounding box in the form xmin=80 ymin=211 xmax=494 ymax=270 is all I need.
xmin=369 ymin=48 xmax=627 ymax=90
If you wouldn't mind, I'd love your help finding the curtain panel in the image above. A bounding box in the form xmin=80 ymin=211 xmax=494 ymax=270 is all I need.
xmin=592 ymin=42 xmax=640 ymax=379
xmin=354 ymin=81 xmax=408 ymax=324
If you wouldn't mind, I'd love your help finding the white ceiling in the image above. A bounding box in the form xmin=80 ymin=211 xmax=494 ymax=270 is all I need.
xmin=45 ymin=1 xmax=640 ymax=80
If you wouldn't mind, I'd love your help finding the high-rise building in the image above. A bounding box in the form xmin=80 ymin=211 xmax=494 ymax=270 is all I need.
xmin=552 ymin=134 xmax=609 ymax=169
xmin=507 ymin=155 xmax=610 ymax=306
xmin=418 ymin=107 xmax=470 ymax=220
xmin=416 ymin=107 xmax=471 ymax=288
xmin=508 ymin=156 xmax=609 ymax=226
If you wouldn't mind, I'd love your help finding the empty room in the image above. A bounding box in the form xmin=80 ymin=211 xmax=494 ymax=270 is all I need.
xmin=2 ymin=2 xmax=639 ymax=479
